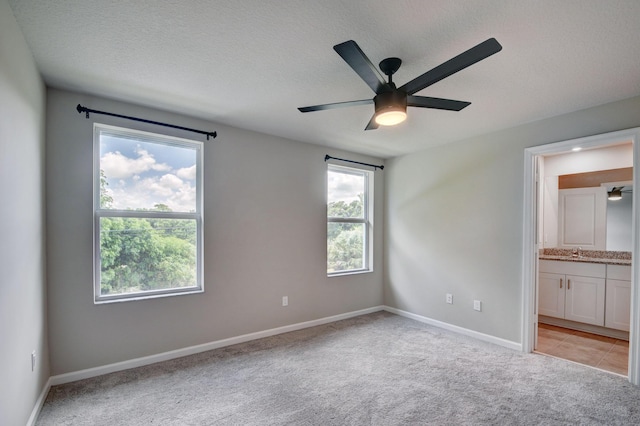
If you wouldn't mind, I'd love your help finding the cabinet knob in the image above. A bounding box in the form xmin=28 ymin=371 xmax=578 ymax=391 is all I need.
xmin=568 ymin=279 xmax=571 ymax=290
xmin=560 ymin=279 xmax=563 ymax=289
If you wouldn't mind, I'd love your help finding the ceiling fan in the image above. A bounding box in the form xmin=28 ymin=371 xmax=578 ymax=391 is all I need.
xmin=298 ymin=38 xmax=502 ymax=130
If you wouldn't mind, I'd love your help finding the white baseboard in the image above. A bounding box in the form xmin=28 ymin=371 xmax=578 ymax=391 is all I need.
xmin=32 ymin=304 xmax=520 ymax=423
xmin=26 ymin=377 xmax=52 ymax=426
xmin=383 ymin=305 xmax=522 ymax=351
xmin=50 ymin=306 xmax=385 ymax=386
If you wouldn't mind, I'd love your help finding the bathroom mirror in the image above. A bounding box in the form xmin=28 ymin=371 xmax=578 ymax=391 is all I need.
xmin=606 ymin=186 xmax=632 ymax=251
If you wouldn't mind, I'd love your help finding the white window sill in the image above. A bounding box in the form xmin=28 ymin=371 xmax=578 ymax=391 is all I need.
xmin=327 ymin=269 xmax=373 ymax=278
xmin=94 ymin=288 xmax=204 ymax=304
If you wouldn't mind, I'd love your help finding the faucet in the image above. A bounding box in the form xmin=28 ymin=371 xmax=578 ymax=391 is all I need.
xmin=572 ymin=247 xmax=583 ymax=258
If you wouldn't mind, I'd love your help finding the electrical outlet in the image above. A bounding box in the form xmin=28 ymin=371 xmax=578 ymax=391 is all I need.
xmin=474 ymin=300 xmax=482 ymax=312
xmin=31 ymin=351 xmax=36 ymax=372
xmin=446 ymin=293 xmax=453 ymax=304
xmin=282 ymin=296 xmax=288 ymax=306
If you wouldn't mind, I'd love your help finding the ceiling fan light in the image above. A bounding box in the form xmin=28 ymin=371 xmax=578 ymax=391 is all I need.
xmin=375 ymin=109 xmax=407 ymax=126
xmin=373 ymin=90 xmax=408 ymax=126
xmin=608 ymin=187 xmax=623 ymax=201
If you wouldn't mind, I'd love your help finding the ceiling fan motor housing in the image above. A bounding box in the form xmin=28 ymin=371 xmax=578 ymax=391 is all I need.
xmin=374 ymin=89 xmax=407 ymax=115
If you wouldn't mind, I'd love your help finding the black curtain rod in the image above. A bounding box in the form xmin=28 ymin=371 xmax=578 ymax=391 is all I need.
xmin=324 ymin=155 xmax=384 ymax=170
xmin=76 ymin=104 xmax=217 ymax=140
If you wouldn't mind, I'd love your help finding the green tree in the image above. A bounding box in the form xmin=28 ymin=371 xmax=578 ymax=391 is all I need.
xmin=327 ymin=195 xmax=363 ymax=218
xmin=328 ymin=224 xmax=364 ymax=272
xmin=327 ymin=194 xmax=365 ymax=272
xmin=153 ymin=203 xmax=171 ymax=212
xmin=99 ymin=169 xmax=113 ymax=208
xmin=98 ymin=171 xmax=197 ymax=295
xmin=147 ymin=204 xmax=197 ymax=244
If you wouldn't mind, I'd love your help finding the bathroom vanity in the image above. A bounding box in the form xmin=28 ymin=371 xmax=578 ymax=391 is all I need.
xmin=538 ymin=249 xmax=631 ymax=338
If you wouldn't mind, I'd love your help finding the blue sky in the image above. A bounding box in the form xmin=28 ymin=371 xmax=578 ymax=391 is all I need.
xmin=100 ymin=134 xmax=197 ymax=212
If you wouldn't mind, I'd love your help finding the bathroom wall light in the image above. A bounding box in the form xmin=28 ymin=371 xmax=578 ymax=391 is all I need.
xmin=608 ymin=187 xmax=623 ymax=201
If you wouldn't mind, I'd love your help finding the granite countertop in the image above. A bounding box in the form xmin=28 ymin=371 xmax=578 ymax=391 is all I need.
xmin=539 ymin=248 xmax=632 ymax=266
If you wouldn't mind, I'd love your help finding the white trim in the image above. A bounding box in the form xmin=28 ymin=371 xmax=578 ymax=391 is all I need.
xmin=32 ymin=305 xmax=525 ymax=420
xmin=26 ymin=377 xmax=52 ymax=426
xmin=383 ymin=306 xmax=522 ymax=351
xmin=41 ymin=304 xmax=526 ymax=384
xmin=522 ymin=127 xmax=640 ymax=386
xmin=631 ymin=129 xmax=640 ymax=386
xmin=49 ymin=306 xmax=384 ymax=386
xmin=522 ymin=148 xmax=537 ymax=353
xmin=46 ymin=305 xmax=524 ymax=387
xmin=92 ymin=123 xmax=204 ymax=304
xmin=327 ymin=164 xmax=374 ymax=275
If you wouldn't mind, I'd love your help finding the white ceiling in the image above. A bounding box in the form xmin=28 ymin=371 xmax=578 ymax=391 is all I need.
xmin=8 ymin=0 xmax=640 ymax=158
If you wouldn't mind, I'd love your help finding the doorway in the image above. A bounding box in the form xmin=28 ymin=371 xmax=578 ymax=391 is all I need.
xmin=522 ymin=127 xmax=640 ymax=385
xmin=536 ymin=323 xmax=628 ymax=375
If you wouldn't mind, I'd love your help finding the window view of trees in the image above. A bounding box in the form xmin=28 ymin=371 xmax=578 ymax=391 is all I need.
xmin=94 ymin=126 xmax=202 ymax=302
xmin=327 ymin=164 xmax=371 ymax=274
xmin=99 ymin=175 xmax=197 ymax=296
xmin=327 ymin=196 xmax=365 ymax=272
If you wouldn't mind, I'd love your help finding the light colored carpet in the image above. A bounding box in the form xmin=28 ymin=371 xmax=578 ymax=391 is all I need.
xmin=37 ymin=312 xmax=640 ymax=425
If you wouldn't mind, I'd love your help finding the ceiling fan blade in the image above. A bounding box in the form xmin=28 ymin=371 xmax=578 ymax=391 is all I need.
xmin=298 ymin=99 xmax=373 ymax=113
xmin=400 ymin=38 xmax=502 ymax=95
xmin=334 ymin=40 xmax=386 ymax=94
xmin=364 ymin=114 xmax=379 ymax=131
xmin=407 ymin=96 xmax=471 ymax=111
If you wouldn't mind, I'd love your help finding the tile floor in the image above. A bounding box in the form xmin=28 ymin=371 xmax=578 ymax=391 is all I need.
xmin=535 ymin=323 xmax=629 ymax=376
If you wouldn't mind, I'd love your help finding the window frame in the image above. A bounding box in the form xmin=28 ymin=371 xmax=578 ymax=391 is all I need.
xmin=327 ymin=163 xmax=374 ymax=276
xmin=93 ymin=123 xmax=204 ymax=303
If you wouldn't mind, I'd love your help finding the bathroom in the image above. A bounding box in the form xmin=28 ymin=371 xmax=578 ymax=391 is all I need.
xmin=536 ymin=142 xmax=632 ymax=375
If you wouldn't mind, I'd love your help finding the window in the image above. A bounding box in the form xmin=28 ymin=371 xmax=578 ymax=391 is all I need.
xmin=327 ymin=164 xmax=373 ymax=275
xmin=93 ymin=124 xmax=203 ymax=303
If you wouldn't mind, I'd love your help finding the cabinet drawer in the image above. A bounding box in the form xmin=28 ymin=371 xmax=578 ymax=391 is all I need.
xmin=539 ymin=260 xmax=606 ymax=278
xmin=607 ymin=264 xmax=631 ymax=281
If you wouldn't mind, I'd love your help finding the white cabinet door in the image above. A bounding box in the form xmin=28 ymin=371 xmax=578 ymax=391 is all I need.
xmin=558 ymin=187 xmax=607 ymax=250
xmin=565 ymin=275 xmax=605 ymax=326
xmin=605 ymin=279 xmax=631 ymax=331
xmin=539 ymin=272 xmax=565 ymax=318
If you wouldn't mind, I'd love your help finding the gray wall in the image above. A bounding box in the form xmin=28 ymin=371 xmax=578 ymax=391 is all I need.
xmin=384 ymin=96 xmax=640 ymax=343
xmin=0 ymin=0 xmax=48 ymax=424
xmin=46 ymin=88 xmax=384 ymax=375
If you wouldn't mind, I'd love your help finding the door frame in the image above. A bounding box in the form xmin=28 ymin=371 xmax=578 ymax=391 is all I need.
xmin=522 ymin=127 xmax=640 ymax=385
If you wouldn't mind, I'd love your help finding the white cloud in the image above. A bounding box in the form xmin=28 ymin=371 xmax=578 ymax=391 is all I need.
xmin=101 ymin=143 xmax=199 ymax=212
xmin=176 ymin=165 xmax=196 ymax=180
xmin=110 ymin=173 xmax=196 ymax=212
xmin=328 ymin=171 xmax=364 ymax=202
xmin=161 ymin=174 xmax=184 ymax=187
xmin=101 ymin=147 xmax=171 ymax=179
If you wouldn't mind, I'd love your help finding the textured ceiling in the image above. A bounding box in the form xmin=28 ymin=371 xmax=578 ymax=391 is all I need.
xmin=8 ymin=0 xmax=640 ymax=158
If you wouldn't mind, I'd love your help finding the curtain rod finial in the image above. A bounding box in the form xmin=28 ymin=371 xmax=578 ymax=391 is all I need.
xmin=76 ymin=104 xmax=89 ymax=118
